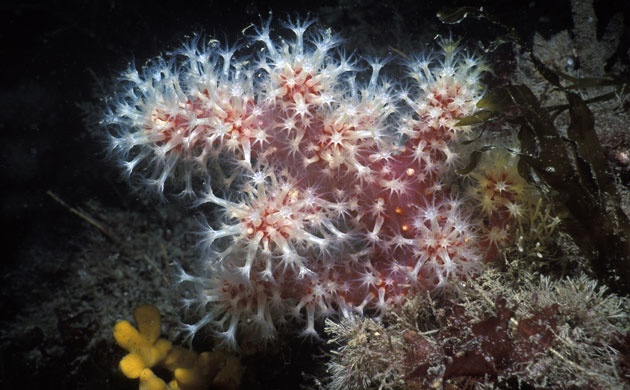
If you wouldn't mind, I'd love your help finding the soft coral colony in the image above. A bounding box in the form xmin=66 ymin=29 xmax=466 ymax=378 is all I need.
xmin=103 ymin=18 xmax=508 ymax=349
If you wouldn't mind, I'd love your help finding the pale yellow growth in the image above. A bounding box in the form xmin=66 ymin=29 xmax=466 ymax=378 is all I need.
xmin=469 ymin=149 xmax=529 ymax=218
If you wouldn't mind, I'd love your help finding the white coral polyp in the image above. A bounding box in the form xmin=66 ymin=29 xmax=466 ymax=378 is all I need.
xmin=197 ymin=171 xmax=343 ymax=280
xmin=409 ymin=199 xmax=480 ymax=287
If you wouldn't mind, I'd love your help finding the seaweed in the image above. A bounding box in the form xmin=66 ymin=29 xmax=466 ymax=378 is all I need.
xmin=457 ymin=78 xmax=630 ymax=295
xmin=513 ymin=86 xmax=630 ymax=295
xmin=441 ymin=6 xmax=630 ymax=295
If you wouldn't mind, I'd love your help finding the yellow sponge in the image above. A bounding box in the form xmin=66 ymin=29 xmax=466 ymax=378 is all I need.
xmin=139 ymin=368 xmax=169 ymax=390
xmin=173 ymin=351 xmax=214 ymax=390
xmin=134 ymin=305 xmax=161 ymax=343
xmin=113 ymin=305 xmax=172 ymax=378
xmin=119 ymin=352 xmax=146 ymax=379
xmin=114 ymin=305 xmax=244 ymax=390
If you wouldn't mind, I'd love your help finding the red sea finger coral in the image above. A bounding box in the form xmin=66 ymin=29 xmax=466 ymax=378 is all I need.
xmin=103 ymin=18 xmax=488 ymax=349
